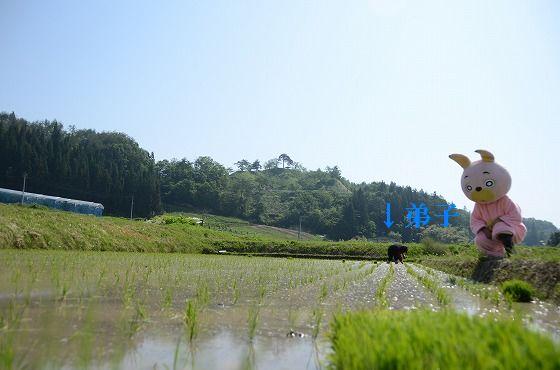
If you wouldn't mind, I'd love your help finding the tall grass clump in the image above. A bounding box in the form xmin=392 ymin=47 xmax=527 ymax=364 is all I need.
xmin=330 ymin=310 xmax=560 ymax=370
xmin=501 ymin=279 xmax=535 ymax=302
xmin=421 ymin=237 xmax=448 ymax=256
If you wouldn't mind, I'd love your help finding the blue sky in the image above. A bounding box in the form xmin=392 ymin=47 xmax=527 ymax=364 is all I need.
xmin=1 ymin=0 xmax=559 ymax=227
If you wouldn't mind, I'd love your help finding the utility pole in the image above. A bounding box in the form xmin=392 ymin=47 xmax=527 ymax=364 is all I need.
xmin=130 ymin=195 xmax=134 ymax=220
xmin=298 ymin=215 xmax=302 ymax=240
xmin=21 ymin=172 xmax=27 ymax=205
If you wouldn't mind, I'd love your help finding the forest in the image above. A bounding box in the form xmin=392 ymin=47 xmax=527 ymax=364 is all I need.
xmin=1 ymin=112 xmax=557 ymax=244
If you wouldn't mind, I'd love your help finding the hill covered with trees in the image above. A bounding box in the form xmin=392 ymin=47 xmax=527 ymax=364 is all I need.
xmin=0 ymin=113 xmax=160 ymax=216
xmin=1 ymin=113 xmax=556 ymax=243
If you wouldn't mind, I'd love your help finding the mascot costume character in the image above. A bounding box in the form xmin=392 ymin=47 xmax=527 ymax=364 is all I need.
xmin=449 ymin=150 xmax=526 ymax=257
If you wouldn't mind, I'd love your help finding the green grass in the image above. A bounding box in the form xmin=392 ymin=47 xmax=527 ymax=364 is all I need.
xmin=374 ymin=264 xmax=394 ymax=308
xmin=418 ymin=254 xmax=560 ymax=303
xmin=0 ymin=203 xmax=461 ymax=259
xmin=177 ymin=212 xmax=323 ymax=241
xmin=502 ymin=279 xmax=535 ymax=302
xmin=3 ymin=203 xmax=558 ymax=260
xmin=329 ymin=310 xmax=560 ymax=370
xmin=0 ymin=203 xmax=242 ymax=253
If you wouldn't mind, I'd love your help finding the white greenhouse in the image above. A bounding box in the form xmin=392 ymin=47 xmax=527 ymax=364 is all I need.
xmin=0 ymin=187 xmax=104 ymax=216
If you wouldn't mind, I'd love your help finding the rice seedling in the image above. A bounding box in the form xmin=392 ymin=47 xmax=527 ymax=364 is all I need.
xmin=330 ymin=310 xmax=560 ymax=370
xmin=258 ymin=284 xmax=266 ymax=304
xmin=287 ymin=305 xmax=299 ymax=329
xmin=319 ymin=283 xmax=328 ymax=302
xmin=232 ymin=280 xmax=241 ymax=305
xmin=59 ymin=282 xmax=70 ymax=302
xmin=162 ymin=286 xmax=173 ymax=310
xmin=74 ymin=304 xmax=96 ymax=369
xmin=183 ymin=299 xmax=199 ymax=343
xmin=375 ymin=264 xmax=394 ymax=308
xmin=406 ymin=264 xmax=451 ymax=306
xmin=196 ymin=282 xmax=210 ymax=306
xmin=247 ymin=305 xmax=260 ymax=341
xmin=311 ymin=307 xmax=323 ymax=340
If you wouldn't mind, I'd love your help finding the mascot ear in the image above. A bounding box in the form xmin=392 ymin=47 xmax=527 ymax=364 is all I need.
xmin=449 ymin=154 xmax=471 ymax=169
xmin=475 ymin=149 xmax=494 ymax=163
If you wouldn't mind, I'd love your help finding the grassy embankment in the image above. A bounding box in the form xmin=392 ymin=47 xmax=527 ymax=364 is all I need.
xmin=0 ymin=203 xmax=445 ymax=258
xmin=417 ymin=252 xmax=560 ymax=303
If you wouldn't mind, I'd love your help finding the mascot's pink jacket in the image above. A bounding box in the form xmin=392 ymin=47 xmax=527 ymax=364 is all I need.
xmin=450 ymin=150 xmax=527 ymax=257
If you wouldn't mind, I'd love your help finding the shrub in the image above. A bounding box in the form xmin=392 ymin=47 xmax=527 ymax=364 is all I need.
xmin=421 ymin=237 xmax=448 ymax=256
xmin=156 ymin=214 xmax=201 ymax=226
xmin=501 ymin=279 xmax=535 ymax=302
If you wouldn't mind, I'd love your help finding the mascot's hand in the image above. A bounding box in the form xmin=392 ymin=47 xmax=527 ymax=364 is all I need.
xmin=480 ymin=227 xmax=492 ymax=239
xmin=486 ymin=218 xmax=501 ymax=230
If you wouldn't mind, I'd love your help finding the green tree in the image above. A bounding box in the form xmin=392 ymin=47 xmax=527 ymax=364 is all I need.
xmin=547 ymin=232 xmax=560 ymax=246
xmin=234 ymin=159 xmax=251 ymax=172
xmin=278 ymin=153 xmax=294 ymax=169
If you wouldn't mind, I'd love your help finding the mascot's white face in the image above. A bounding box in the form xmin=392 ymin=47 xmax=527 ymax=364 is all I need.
xmin=449 ymin=150 xmax=511 ymax=204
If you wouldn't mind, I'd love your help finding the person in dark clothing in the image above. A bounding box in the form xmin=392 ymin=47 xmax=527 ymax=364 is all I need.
xmin=387 ymin=244 xmax=408 ymax=264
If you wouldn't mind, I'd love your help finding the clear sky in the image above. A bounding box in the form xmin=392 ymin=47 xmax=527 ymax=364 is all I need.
xmin=1 ymin=0 xmax=559 ymax=227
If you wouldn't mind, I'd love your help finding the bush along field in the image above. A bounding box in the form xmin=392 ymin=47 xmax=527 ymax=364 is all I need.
xmin=1 ymin=203 xmax=559 ymax=369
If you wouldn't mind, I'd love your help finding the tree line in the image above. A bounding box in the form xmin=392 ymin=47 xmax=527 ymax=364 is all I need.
xmin=1 ymin=113 xmax=556 ymax=243
xmin=0 ymin=113 xmax=160 ymax=216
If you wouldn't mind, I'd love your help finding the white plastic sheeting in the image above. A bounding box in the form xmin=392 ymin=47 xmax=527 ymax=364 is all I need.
xmin=0 ymin=187 xmax=104 ymax=216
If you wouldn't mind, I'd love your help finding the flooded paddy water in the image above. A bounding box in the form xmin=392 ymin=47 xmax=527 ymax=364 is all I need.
xmin=0 ymin=250 xmax=558 ymax=369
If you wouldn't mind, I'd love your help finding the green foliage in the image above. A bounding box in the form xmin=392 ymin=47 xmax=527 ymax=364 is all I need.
xmin=547 ymin=231 xmax=560 ymax=246
xmin=3 ymin=112 xmax=557 ymax=243
xmin=0 ymin=203 xmax=422 ymax=258
xmin=157 ymin=152 xmax=472 ymax=242
xmin=501 ymin=279 xmax=535 ymax=302
xmin=420 ymin=225 xmax=469 ymax=244
xmin=523 ymin=218 xmax=558 ymax=246
xmin=0 ymin=113 xmax=160 ymax=217
xmin=419 ymin=253 xmax=560 ymax=303
xmin=330 ymin=310 xmax=560 ymax=370
xmin=152 ymin=214 xmax=200 ymax=226
xmin=421 ymin=237 xmax=448 ymax=256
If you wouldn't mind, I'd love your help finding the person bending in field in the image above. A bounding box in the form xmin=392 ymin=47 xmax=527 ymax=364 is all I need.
xmin=387 ymin=244 xmax=408 ymax=264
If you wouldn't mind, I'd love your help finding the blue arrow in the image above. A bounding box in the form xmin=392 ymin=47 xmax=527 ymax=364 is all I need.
xmin=384 ymin=202 xmax=394 ymax=228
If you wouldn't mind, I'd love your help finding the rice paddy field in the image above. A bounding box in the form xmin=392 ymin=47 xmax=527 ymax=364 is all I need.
xmin=1 ymin=250 xmax=559 ymax=370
